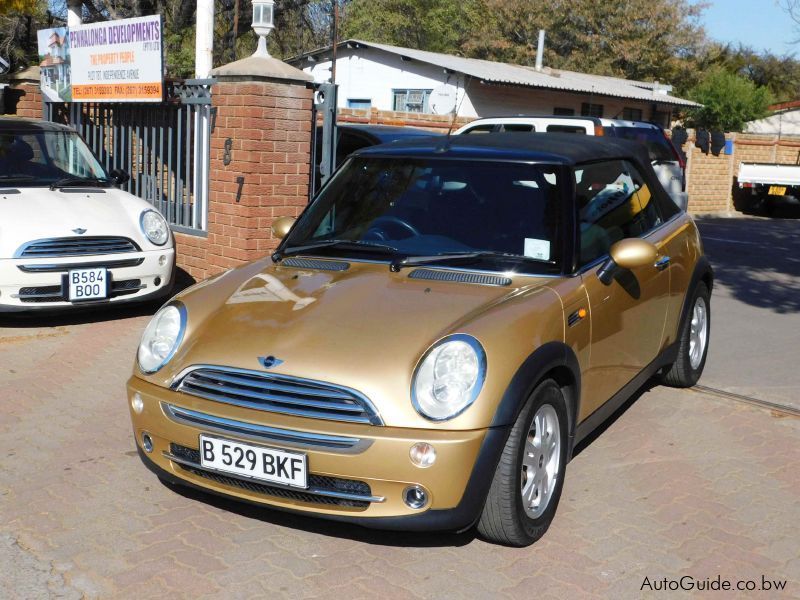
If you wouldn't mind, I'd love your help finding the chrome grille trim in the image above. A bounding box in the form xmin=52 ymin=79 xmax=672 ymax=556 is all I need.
xmin=280 ymin=257 xmax=350 ymax=271
xmin=17 ymin=258 xmax=144 ymax=273
xmin=408 ymin=268 xmax=512 ymax=287
xmin=161 ymin=403 xmax=370 ymax=453
xmin=173 ymin=365 xmax=383 ymax=425
xmin=164 ymin=446 xmax=384 ymax=505
xmin=15 ymin=236 xmax=140 ymax=258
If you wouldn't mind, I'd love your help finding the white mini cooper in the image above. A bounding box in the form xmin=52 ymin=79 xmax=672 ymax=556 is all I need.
xmin=0 ymin=117 xmax=175 ymax=312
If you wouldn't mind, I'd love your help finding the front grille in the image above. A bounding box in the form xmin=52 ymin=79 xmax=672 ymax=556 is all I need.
xmin=16 ymin=236 xmax=140 ymax=258
xmin=17 ymin=278 xmax=144 ymax=303
xmin=169 ymin=444 xmax=372 ymax=509
xmin=17 ymin=258 xmax=144 ymax=273
xmin=174 ymin=366 xmax=382 ymax=425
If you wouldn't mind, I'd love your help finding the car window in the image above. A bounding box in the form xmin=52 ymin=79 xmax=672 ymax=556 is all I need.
xmin=575 ymin=160 xmax=662 ymax=266
xmin=608 ymin=127 xmax=674 ymax=162
xmin=499 ymin=124 xmax=535 ymax=132
xmin=546 ymin=124 xmax=587 ymax=134
xmin=462 ymin=124 xmax=496 ymax=135
xmin=0 ymin=130 xmax=106 ymax=185
xmin=287 ymin=157 xmax=563 ymax=273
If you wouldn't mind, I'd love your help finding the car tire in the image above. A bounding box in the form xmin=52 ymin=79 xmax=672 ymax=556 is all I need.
xmin=477 ymin=379 xmax=568 ymax=547
xmin=662 ymin=282 xmax=710 ymax=388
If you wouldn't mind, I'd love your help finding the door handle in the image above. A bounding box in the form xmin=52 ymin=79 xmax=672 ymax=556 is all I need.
xmin=654 ymin=256 xmax=671 ymax=271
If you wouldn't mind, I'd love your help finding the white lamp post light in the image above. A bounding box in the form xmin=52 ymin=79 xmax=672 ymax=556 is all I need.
xmin=252 ymin=0 xmax=275 ymax=57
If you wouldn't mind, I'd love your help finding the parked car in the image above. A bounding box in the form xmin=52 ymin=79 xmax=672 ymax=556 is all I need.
xmin=313 ymin=124 xmax=442 ymax=194
xmin=0 ymin=117 xmax=175 ymax=312
xmin=128 ymin=133 xmax=712 ymax=546
xmin=454 ymin=116 xmax=688 ymax=210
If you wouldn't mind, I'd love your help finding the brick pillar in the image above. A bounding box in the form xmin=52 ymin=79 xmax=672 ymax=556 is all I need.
xmin=5 ymin=66 xmax=43 ymax=118
xmin=173 ymin=56 xmax=314 ymax=280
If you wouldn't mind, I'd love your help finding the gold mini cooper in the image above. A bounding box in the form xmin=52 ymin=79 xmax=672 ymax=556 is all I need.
xmin=128 ymin=134 xmax=712 ymax=546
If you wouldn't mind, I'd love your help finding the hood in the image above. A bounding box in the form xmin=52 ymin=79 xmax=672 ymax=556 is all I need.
xmin=0 ymin=186 xmax=164 ymax=257
xmin=155 ymin=259 xmax=559 ymax=429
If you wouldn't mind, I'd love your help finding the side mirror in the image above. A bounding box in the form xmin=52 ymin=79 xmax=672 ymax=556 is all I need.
xmin=271 ymin=216 xmax=296 ymax=240
xmin=109 ymin=168 xmax=130 ymax=186
xmin=597 ymin=238 xmax=657 ymax=285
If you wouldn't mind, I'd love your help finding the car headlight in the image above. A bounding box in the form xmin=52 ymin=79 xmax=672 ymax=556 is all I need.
xmin=412 ymin=334 xmax=486 ymax=421
xmin=137 ymin=303 xmax=186 ymax=373
xmin=140 ymin=209 xmax=169 ymax=246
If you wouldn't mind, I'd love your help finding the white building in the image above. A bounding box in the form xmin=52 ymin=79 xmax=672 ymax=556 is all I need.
xmin=745 ymin=103 xmax=800 ymax=136
xmin=289 ymin=40 xmax=699 ymax=126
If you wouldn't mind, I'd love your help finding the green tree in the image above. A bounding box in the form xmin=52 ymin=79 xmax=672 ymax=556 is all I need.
xmin=341 ymin=0 xmax=483 ymax=53
xmin=467 ymin=0 xmax=706 ymax=91
xmin=687 ymin=68 xmax=773 ymax=131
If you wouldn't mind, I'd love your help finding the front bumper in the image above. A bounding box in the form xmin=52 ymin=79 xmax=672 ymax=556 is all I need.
xmin=0 ymin=248 xmax=175 ymax=312
xmin=128 ymin=377 xmax=509 ymax=531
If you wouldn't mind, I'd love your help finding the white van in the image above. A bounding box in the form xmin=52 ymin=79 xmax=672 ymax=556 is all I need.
xmin=454 ymin=116 xmax=688 ymax=210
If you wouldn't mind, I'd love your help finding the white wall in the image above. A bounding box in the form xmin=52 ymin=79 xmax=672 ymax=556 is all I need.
xmin=299 ymin=47 xmax=671 ymax=122
xmin=302 ymin=47 xmax=469 ymax=115
xmin=745 ymin=110 xmax=800 ymax=135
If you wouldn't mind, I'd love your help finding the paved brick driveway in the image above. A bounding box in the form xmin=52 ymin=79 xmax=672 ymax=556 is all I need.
xmin=2 ymin=215 xmax=800 ymax=598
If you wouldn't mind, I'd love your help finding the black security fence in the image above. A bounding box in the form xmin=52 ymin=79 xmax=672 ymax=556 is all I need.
xmin=45 ymin=79 xmax=214 ymax=234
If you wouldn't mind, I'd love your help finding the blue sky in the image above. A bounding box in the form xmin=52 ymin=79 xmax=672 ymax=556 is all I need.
xmin=698 ymin=0 xmax=797 ymax=55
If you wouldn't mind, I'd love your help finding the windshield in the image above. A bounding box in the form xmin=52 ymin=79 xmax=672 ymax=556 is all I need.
xmin=0 ymin=129 xmax=108 ymax=186
xmin=285 ymin=157 xmax=563 ymax=274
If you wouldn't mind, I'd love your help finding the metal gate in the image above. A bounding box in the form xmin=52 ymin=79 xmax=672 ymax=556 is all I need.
xmin=45 ymin=79 xmax=214 ymax=234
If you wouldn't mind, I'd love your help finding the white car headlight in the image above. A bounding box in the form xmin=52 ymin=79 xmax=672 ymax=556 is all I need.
xmin=412 ymin=334 xmax=486 ymax=421
xmin=140 ymin=209 xmax=169 ymax=246
xmin=137 ymin=303 xmax=186 ymax=373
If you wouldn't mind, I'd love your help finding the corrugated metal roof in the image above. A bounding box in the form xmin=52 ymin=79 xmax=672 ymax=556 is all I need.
xmin=293 ymin=39 xmax=700 ymax=108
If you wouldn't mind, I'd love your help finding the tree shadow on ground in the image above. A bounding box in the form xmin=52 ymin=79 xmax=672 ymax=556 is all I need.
xmin=695 ymin=211 xmax=800 ymax=314
xmin=0 ymin=268 xmax=196 ymax=328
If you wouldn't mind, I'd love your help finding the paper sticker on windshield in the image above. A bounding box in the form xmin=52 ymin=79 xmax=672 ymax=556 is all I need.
xmin=524 ymin=238 xmax=551 ymax=261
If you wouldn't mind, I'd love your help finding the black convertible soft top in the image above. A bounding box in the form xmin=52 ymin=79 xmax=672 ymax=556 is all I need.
xmin=356 ymin=131 xmax=654 ymax=167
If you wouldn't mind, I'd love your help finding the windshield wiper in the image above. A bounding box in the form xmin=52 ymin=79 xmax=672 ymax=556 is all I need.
xmin=50 ymin=176 xmax=110 ymax=191
xmin=0 ymin=174 xmax=35 ymax=181
xmin=390 ymin=251 xmax=551 ymax=272
xmin=390 ymin=251 xmax=502 ymax=272
xmin=275 ymin=239 xmax=398 ymax=261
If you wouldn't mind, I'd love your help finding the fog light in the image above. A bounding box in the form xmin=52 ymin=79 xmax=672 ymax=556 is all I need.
xmin=403 ymin=485 xmax=428 ymax=510
xmin=154 ymin=276 xmax=162 ymax=286
xmin=142 ymin=432 xmax=153 ymax=453
xmin=158 ymin=255 xmax=167 ymax=266
xmin=409 ymin=442 xmax=436 ymax=468
xmin=131 ymin=392 xmax=144 ymax=414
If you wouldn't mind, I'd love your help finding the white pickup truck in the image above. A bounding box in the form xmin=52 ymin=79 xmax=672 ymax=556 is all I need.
xmin=737 ymin=162 xmax=800 ymax=212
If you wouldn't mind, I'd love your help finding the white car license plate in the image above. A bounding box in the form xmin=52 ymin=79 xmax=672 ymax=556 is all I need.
xmin=67 ymin=268 xmax=108 ymax=301
xmin=199 ymin=435 xmax=308 ymax=489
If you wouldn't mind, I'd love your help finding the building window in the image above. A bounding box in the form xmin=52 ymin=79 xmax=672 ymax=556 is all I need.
xmin=393 ymin=89 xmax=432 ymax=113
xmin=553 ymin=107 xmax=575 ymax=116
xmin=347 ymin=99 xmax=372 ymax=109
xmin=622 ymin=107 xmax=643 ymax=121
xmin=581 ymin=103 xmax=604 ymax=118
xmin=651 ymin=110 xmax=670 ymax=128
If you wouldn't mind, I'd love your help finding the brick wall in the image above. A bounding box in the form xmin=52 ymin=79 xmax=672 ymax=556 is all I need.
xmin=335 ymin=107 xmax=471 ymax=133
xmin=678 ymin=131 xmax=800 ymax=213
xmin=175 ymin=79 xmax=313 ymax=280
xmin=4 ymin=80 xmax=43 ymax=119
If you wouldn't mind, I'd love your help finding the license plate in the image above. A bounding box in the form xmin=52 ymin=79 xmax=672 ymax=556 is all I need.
xmin=67 ymin=268 xmax=108 ymax=301
xmin=199 ymin=435 xmax=308 ymax=489
xmin=768 ymin=186 xmax=787 ymax=196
